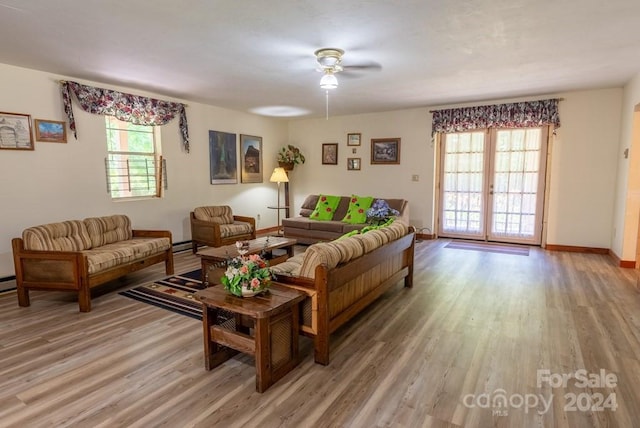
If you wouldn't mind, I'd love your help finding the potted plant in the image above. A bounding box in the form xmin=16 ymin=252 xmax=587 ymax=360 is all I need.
xmin=277 ymin=144 xmax=305 ymax=171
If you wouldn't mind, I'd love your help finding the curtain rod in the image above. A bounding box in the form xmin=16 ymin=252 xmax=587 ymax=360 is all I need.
xmin=58 ymin=80 xmax=188 ymax=107
xmin=429 ymin=98 xmax=564 ymax=113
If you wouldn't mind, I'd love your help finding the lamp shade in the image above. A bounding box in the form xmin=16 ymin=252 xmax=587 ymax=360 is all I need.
xmin=269 ymin=167 xmax=289 ymax=183
xmin=320 ymin=73 xmax=338 ymax=89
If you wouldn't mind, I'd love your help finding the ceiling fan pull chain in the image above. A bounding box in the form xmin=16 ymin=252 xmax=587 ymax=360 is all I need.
xmin=325 ymin=89 xmax=329 ymax=120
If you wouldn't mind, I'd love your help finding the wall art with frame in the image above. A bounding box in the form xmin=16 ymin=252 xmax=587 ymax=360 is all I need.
xmin=0 ymin=111 xmax=33 ymax=150
xmin=34 ymin=119 xmax=67 ymax=143
xmin=322 ymin=143 xmax=338 ymax=165
xmin=240 ymin=134 xmax=263 ymax=183
xmin=209 ymin=130 xmax=237 ymax=184
xmin=347 ymin=157 xmax=361 ymax=170
xmin=347 ymin=133 xmax=361 ymax=146
xmin=371 ymin=138 xmax=401 ymax=164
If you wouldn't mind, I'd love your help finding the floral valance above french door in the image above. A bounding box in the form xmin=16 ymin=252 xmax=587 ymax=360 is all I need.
xmin=61 ymin=81 xmax=190 ymax=152
xmin=431 ymin=98 xmax=560 ymax=136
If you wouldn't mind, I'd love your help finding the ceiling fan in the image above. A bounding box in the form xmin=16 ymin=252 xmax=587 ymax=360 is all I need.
xmin=314 ymin=48 xmax=380 ymax=118
xmin=314 ymin=47 xmax=381 ymax=89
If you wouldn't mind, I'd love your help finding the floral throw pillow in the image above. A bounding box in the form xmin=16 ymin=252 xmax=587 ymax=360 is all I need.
xmin=310 ymin=195 xmax=341 ymax=221
xmin=341 ymin=195 xmax=374 ymax=224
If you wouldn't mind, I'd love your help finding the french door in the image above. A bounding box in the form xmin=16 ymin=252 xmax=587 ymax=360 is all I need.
xmin=438 ymin=127 xmax=548 ymax=245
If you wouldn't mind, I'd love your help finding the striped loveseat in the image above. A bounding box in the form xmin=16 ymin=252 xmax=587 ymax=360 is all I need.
xmin=270 ymin=220 xmax=415 ymax=365
xmin=12 ymin=214 xmax=173 ymax=312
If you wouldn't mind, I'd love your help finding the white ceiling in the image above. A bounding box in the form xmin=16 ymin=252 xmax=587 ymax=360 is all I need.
xmin=1 ymin=0 xmax=640 ymax=118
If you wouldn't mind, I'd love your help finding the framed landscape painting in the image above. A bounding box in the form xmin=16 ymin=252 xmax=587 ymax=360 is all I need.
xmin=209 ymin=130 xmax=237 ymax=184
xmin=34 ymin=119 xmax=67 ymax=143
xmin=240 ymin=134 xmax=263 ymax=183
xmin=0 ymin=111 xmax=33 ymax=150
xmin=371 ymin=138 xmax=401 ymax=164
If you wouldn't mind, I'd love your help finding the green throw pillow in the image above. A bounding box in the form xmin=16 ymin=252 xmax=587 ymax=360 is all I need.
xmin=310 ymin=194 xmax=341 ymax=221
xmin=341 ymin=195 xmax=374 ymax=224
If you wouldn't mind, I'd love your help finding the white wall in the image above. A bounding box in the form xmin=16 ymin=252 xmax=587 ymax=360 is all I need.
xmin=612 ymin=72 xmax=640 ymax=260
xmin=0 ymin=63 xmax=288 ymax=277
xmin=287 ymin=90 xmax=623 ymax=250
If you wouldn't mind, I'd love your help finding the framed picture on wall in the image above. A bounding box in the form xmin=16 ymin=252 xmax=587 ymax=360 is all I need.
xmin=322 ymin=143 xmax=338 ymax=165
xmin=371 ymin=138 xmax=401 ymax=164
xmin=347 ymin=133 xmax=361 ymax=146
xmin=240 ymin=134 xmax=263 ymax=183
xmin=0 ymin=111 xmax=33 ymax=150
xmin=34 ymin=119 xmax=67 ymax=143
xmin=209 ymin=130 xmax=237 ymax=184
xmin=347 ymin=157 xmax=361 ymax=170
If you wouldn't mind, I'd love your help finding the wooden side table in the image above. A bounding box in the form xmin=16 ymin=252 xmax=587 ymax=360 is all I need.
xmin=195 ymin=283 xmax=306 ymax=392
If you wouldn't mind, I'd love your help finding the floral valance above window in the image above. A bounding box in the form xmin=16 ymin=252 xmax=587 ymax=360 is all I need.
xmin=61 ymin=81 xmax=190 ymax=152
xmin=431 ymin=98 xmax=560 ymax=136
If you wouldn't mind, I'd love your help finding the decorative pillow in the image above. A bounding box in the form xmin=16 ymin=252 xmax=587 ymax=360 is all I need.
xmin=310 ymin=195 xmax=341 ymax=221
xmin=341 ymin=195 xmax=374 ymax=224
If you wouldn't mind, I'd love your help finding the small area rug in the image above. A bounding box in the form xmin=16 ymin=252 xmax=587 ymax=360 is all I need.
xmin=444 ymin=240 xmax=530 ymax=256
xmin=119 ymin=269 xmax=206 ymax=320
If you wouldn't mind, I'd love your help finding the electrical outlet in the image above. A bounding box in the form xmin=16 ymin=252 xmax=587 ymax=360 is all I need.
xmin=256 ymin=214 xmax=261 ymax=221
xmin=412 ymin=174 xmax=419 ymax=182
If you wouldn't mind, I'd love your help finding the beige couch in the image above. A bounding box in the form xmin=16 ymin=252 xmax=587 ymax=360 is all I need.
xmin=282 ymin=195 xmax=409 ymax=244
xmin=270 ymin=220 xmax=415 ymax=365
xmin=12 ymin=214 xmax=174 ymax=312
xmin=190 ymin=206 xmax=256 ymax=253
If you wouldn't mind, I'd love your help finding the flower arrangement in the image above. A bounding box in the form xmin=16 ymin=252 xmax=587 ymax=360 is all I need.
xmin=221 ymin=254 xmax=272 ymax=297
xmin=366 ymin=199 xmax=400 ymax=226
xmin=277 ymin=144 xmax=306 ymax=165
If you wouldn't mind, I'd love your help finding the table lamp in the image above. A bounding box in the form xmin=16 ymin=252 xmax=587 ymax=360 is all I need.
xmin=269 ymin=167 xmax=289 ymax=235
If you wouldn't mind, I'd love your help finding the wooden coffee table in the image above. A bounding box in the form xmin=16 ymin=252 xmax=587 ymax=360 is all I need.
xmin=195 ymin=283 xmax=306 ymax=392
xmin=197 ymin=236 xmax=297 ymax=287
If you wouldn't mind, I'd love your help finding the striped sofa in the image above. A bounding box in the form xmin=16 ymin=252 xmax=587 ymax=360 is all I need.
xmin=270 ymin=220 xmax=415 ymax=365
xmin=12 ymin=214 xmax=173 ymax=312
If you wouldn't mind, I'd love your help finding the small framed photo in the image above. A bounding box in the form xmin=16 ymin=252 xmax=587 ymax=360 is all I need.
xmin=371 ymin=138 xmax=401 ymax=164
xmin=322 ymin=143 xmax=338 ymax=165
xmin=347 ymin=157 xmax=361 ymax=170
xmin=34 ymin=119 xmax=67 ymax=143
xmin=0 ymin=111 xmax=33 ymax=150
xmin=240 ymin=134 xmax=263 ymax=183
xmin=347 ymin=133 xmax=361 ymax=146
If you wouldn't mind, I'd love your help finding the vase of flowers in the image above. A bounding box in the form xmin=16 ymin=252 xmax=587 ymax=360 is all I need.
xmin=220 ymin=254 xmax=272 ymax=297
xmin=366 ymin=199 xmax=400 ymax=226
xmin=277 ymin=144 xmax=305 ymax=170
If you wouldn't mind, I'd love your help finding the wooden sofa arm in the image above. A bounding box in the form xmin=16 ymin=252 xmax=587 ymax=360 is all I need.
xmin=132 ymin=229 xmax=173 ymax=240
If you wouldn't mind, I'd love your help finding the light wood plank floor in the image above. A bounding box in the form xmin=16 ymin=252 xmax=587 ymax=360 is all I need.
xmin=1 ymin=240 xmax=639 ymax=427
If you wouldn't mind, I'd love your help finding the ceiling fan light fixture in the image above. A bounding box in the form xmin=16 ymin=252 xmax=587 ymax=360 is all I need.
xmin=320 ymin=72 xmax=338 ymax=89
xmin=314 ymin=48 xmax=344 ymax=71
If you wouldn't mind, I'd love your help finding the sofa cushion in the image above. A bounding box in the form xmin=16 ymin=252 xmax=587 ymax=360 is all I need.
xmin=82 ymin=237 xmax=171 ymax=274
xmin=84 ymin=215 xmax=133 ymax=247
xmin=309 ymin=221 xmax=345 ymax=233
xmin=352 ymin=231 xmax=383 ymax=253
xmin=219 ymin=221 xmax=253 ymax=238
xmin=341 ymin=195 xmax=374 ymax=224
xmin=194 ymin=206 xmax=234 ymax=224
xmin=332 ymin=196 xmax=352 ymax=222
xmin=22 ymin=220 xmax=92 ymax=251
xmin=331 ymin=237 xmax=365 ymax=263
xmin=299 ymin=242 xmax=342 ymax=278
xmin=299 ymin=195 xmax=320 ymax=217
xmin=282 ymin=217 xmax=313 ymax=230
xmin=269 ymin=253 xmax=304 ymax=277
xmin=310 ymin=195 xmax=341 ymax=221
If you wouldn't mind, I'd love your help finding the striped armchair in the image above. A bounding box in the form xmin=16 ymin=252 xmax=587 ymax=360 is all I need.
xmin=190 ymin=206 xmax=256 ymax=253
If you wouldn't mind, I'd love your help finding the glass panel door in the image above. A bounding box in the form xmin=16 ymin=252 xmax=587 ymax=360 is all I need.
xmin=438 ymin=127 xmax=547 ymax=245
xmin=487 ymin=128 xmax=547 ymax=244
xmin=439 ymin=131 xmax=488 ymax=239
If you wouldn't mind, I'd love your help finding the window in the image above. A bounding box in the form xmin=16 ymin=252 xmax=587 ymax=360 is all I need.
xmin=105 ymin=116 xmax=165 ymax=199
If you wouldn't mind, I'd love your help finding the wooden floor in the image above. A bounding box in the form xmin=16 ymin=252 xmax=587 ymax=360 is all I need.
xmin=1 ymin=240 xmax=639 ymax=427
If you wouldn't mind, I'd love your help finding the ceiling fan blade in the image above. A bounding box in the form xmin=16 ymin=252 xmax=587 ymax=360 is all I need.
xmin=342 ymin=61 xmax=382 ymax=71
